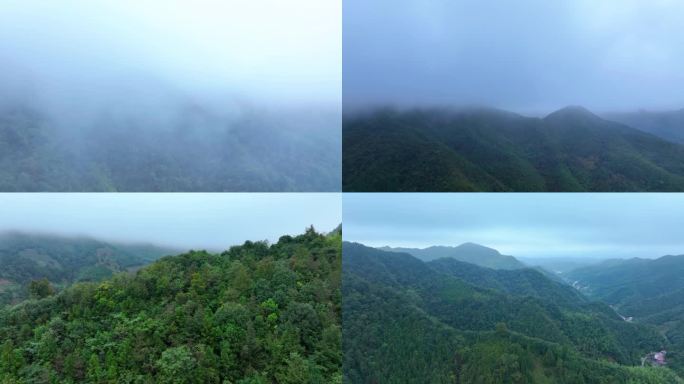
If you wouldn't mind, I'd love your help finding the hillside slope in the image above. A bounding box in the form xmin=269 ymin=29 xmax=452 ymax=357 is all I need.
xmin=0 ymin=105 xmax=340 ymax=192
xmin=343 ymin=107 xmax=684 ymax=191
xmin=605 ymin=109 xmax=684 ymax=144
xmin=0 ymin=228 xmax=341 ymax=383
xmin=0 ymin=233 xmax=176 ymax=305
xmin=567 ymin=254 xmax=684 ymax=375
xmin=343 ymin=242 xmax=681 ymax=383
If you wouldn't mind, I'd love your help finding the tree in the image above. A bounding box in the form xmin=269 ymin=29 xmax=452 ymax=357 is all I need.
xmin=156 ymin=346 xmax=197 ymax=384
xmin=28 ymin=278 xmax=55 ymax=299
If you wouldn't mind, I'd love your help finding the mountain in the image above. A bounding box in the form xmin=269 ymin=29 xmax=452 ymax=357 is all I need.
xmin=566 ymin=254 xmax=684 ymax=375
xmin=344 ymin=242 xmax=680 ymax=383
xmin=605 ymin=109 xmax=684 ymax=144
xmin=0 ymin=228 xmax=341 ymax=383
xmin=343 ymin=106 xmax=684 ymax=191
xmin=566 ymin=255 xmax=684 ymax=306
xmin=378 ymin=242 xmax=525 ymax=269
xmin=0 ymin=105 xmax=340 ymax=192
xmin=0 ymin=232 xmax=178 ymax=305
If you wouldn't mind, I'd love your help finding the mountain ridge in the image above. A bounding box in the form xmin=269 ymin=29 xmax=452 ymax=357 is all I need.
xmin=378 ymin=242 xmax=526 ymax=270
xmin=343 ymin=105 xmax=684 ymax=191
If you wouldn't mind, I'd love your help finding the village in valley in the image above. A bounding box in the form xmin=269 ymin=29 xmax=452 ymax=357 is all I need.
xmin=643 ymin=351 xmax=667 ymax=367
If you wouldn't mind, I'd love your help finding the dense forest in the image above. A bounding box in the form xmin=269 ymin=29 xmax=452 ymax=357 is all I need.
xmin=343 ymin=106 xmax=684 ymax=192
xmin=0 ymin=105 xmax=340 ymax=192
xmin=0 ymin=227 xmax=341 ymax=383
xmin=568 ymin=254 xmax=684 ymax=376
xmin=0 ymin=233 xmax=176 ymax=306
xmin=343 ymin=242 xmax=682 ymax=383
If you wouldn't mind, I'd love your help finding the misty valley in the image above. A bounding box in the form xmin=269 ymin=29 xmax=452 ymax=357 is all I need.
xmin=343 ymin=106 xmax=684 ymax=192
xmin=0 ymin=227 xmax=342 ymax=383
xmin=0 ymin=103 xmax=340 ymax=192
xmin=343 ymin=241 xmax=684 ymax=383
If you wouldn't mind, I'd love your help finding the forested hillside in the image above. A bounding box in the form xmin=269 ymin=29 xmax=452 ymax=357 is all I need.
xmin=379 ymin=242 xmax=525 ymax=269
xmin=0 ymin=233 xmax=176 ymax=306
xmin=343 ymin=242 xmax=682 ymax=383
xmin=343 ymin=107 xmax=684 ymax=192
xmin=568 ymin=255 xmax=684 ymax=375
xmin=605 ymin=109 xmax=684 ymax=144
xmin=0 ymin=105 xmax=340 ymax=192
xmin=0 ymin=227 xmax=341 ymax=383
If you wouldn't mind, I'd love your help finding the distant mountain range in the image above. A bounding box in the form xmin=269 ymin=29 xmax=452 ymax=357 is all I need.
xmin=343 ymin=106 xmax=684 ymax=191
xmin=378 ymin=242 xmax=525 ymax=269
xmin=0 ymin=232 xmax=178 ymax=305
xmin=344 ymin=242 xmax=680 ymax=383
xmin=605 ymin=109 xmax=684 ymax=144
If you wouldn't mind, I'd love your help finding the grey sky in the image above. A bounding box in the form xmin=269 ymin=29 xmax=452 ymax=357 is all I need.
xmin=344 ymin=193 xmax=684 ymax=259
xmin=344 ymin=0 xmax=684 ymax=114
xmin=0 ymin=0 xmax=340 ymax=109
xmin=0 ymin=193 xmax=340 ymax=251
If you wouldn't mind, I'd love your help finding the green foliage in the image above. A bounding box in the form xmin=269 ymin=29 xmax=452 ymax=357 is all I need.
xmin=27 ymin=278 xmax=54 ymax=300
xmin=343 ymin=242 xmax=683 ymax=383
xmin=568 ymin=255 xmax=684 ymax=375
xmin=0 ymin=229 xmax=341 ymax=382
xmin=343 ymin=107 xmax=684 ymax=192
xmin=0 ymin=233 xmax=175 ymax=306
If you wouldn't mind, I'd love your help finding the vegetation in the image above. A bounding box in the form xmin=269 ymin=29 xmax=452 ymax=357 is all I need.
xmin=0 ymin=106 xmax=340 ymax=192
xmin=0 ymin=233 xmax=175 ymax=306
xmin=343 ymin=106 xmax=684 ymax=192
xmin=568 ymin=254 xmax=684 ymax=375
xmin=343 ymin=242 xmax=682 ymax=383
xmin=0 ymin=227 xmax=341 ymax=383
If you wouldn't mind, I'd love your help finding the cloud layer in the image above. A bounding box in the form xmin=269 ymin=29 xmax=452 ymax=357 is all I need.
xmin=0 ymin=0 xmax=341 ymax=109
xmin=0 ymin=193 xmax=341 ymax=250
xmin=344 ymin=0 xmax=684 ymax=113
xmin=344 ymin=193 xmax=684 ymax=259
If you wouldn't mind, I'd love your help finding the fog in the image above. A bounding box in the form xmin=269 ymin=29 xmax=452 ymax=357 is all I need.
xmin=344 ymin=0 xmax=684 ymax=114
xmin=0 ymin=0 xmax=340 ymax=109
xmin=344 ymin=193 xmax=684 ymax=259
xmin=0 ymin=193 xmax=341 ymax=251
xmin=0 ymin=1 xmax=341 ymax=191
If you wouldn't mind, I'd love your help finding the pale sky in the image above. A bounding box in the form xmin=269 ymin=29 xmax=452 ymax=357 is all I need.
xmin=344 ymin=0 xmax=684 ymax=113
xmin=0 ymin=193 xmax=341 ymax=251
xmin=0 ymin=0 xmax=341 ymax=108
xmin=344 ymin=193 xmax=684 ymax=259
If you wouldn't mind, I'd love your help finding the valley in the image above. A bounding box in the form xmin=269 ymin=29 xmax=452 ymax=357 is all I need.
xmin=343 ymin=241 xmax=684 ymax=383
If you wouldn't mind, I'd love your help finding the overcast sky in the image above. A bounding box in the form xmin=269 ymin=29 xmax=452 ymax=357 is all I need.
xmin=344 ymin=0 xmax=684 ymax=114
xmin=344 ymin=193 xmax=684 ymax=259
xmin=0 ymin=193 xmax=340 ymax=251
xmin=0 ymin=0 xmax=340 ymax=109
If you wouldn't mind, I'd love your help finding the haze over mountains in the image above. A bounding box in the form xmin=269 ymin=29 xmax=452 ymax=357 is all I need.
xmin=604 ymin=109 xmax=684 ymax=145
xmin=0 ymin=232 xmax=179 ymax=305
xmin=0 ymin=1 xmax=341 ymax=192
xmin=0 ymin=99 xmax=340 ymax=191
xmin=344 ymin=105 xmax=684 ymax=192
